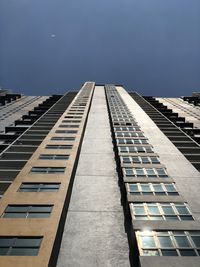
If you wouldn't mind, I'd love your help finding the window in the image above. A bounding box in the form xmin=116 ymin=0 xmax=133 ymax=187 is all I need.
xmin=114 ymin=127 xmax=141 ymax=132
xmin=0 ymin=237 xmax=42 ymax=256
xmin=130 ymin=203 xmax=193 ymax=221
xmin=2 ymin=205 xmax=53 ymax=218
xmin=136 ymin=231 xmax=200 ymax=256
xmin=51 ymin=137 xmax=75 ymax=141
xmin=127 ymin=183 xmax=178 ymax=196
xmin=45 ymin=144 xmax=72 ymax=149
xmin=39 ymin=154 xmax=69 ymax=160
xmin=18 ymin=183 xmax=60 ymax=192
xmin=55 ymin=130 xmax=77 ymax=134
xmin=121 ymin=156 xmax=160 ymax=165
xmin=116 ymin=139 xmax=148 ymax=145
xmin=30 ymin=167 xmax=65 ymax=174
xmin=123 ymin=167 xmax=168 ymax=178
xmin=62 ymin=120 xmax=81 ymax=123
xmin=116 ymin=132 xmax=142 ymax=138
xmin=64 ymin=116 xmax=82 ymax=119
xmin=59 ymin=124 xmax=79 ymax=128
xmin=118 ymin=146 xmax=154 ymax=154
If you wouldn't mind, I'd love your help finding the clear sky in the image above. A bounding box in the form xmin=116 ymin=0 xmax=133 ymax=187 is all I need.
xmin=0 ymin=0 xmax=200 ymax=97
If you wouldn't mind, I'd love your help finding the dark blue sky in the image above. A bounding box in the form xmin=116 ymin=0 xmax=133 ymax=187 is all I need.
xmin=0 ymin=0 xmax=200 ymax=96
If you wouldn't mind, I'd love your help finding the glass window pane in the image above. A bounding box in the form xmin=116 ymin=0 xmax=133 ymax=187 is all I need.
xmin=165 ymin=215 xmax=179 ymax=221
xmin=175 ymin=236 xmax=191 ymax=248
xmin=146 ymin=169 xmax=156 ymax=176
xmin=135 ymin=168 xmax=145 ymax=176
xmin=0 ymin=248 xmax=9 ymax=255
xmin=157 ymin=169 xmax=167 ymax=177
xmin=175 ymin=205 xmax=190 ymax=215
xmin=141 ymin=184 xmax=151 ymax=192
xmin=152 ymin=184 xmax=163 ymax=192
xmin=161 ymin=249 xmax=178 ymax=256
xmin=3 ymin=213 xmax=27 ymax=218
xmin=141 ymin=157 xmax=150 ymax=163
xmin=28 ymin=213 xmax=50 ymax=218
xmin=191 ymin=236 xmax=200 ymax=247
xmin=141 ymin=236 xmax=156 ymax=248
xmin=15 ymin=238 xmax=42 ymax=247
xmin=165 ymin=184 xmax=176 ymax=192
xmin=147 ymin=206 xmax=160 ymax=215
xmin=6 ymin=206 xmax=28 ymax=212
xmin=158 ymin=236 xmax=174 ymax=248
xmin=162 ymin=206 xmax=175 ymax=215
xmin=179 ymin=249 xmax=196 ymax=256
xmin=132 ymin=157 xmax=140 ymax=163
xmin=9 ymin=248 xmax=39 ymax=256
xmin=143 ymin=249 xmax=159 ymax=256
xmin=143 ymin=250 xmax=159 ymax=256
xmin=134 ymin=206 xmax=146 ymax=215
xmin=30 ymin=206 xmax=52 ymax=212
xmin=129 ymin=184 xmax=138 ymax=192
xmin=0 ymin=238 xmax=13 ymax=247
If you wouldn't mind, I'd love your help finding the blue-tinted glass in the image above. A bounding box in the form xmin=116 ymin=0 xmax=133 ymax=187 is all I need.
xmin=191 ymin=236 xmax=200 ymax=247
xmin=179 ymin=249 xmax=196 ymax=256
xmin=175 ymin=236 xmax=191 ymax=248
xmin=141 ymin=236 xmax=155 ymax=248
xmin=147 ymin=206 xmax=160 ymax=215
xmin=161 ymin=250 xmax=178 ymax=256
xmin=9 ymin=248 xmax=39 ymax=256
xmin=158 ymin=236 xmax=173 ymax=248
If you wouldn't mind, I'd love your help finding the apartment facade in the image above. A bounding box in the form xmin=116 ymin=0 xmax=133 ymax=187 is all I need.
xmin=0 ymin=83 xmax=200 ymax=267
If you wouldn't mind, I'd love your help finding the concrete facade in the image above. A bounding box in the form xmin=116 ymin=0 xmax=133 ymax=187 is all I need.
xmin=0 ymin=95 xmax=48 ymax=133
xmin=157 ymin=97 xmax=200 ymax=129
xmin=57 ymin=86 xmax=130 ymax=267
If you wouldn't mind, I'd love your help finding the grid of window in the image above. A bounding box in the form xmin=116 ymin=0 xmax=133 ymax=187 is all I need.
xmin=118 ymin=146 xmax=154 ymax=153
xmin=45 ymin=144 xmax=72 ymax=149
xmin=30 ymin=167 xmax=65 ymax=174
xmin=114 ymin=126 xmax=141 ymax=132
xmin=115 ymin=132 xmax=145 ymax=138
xmin=2 ymin=205 xmax=53 ymax=218
xmin=123 ymin=167 xmax=168 ymax=178
xmin=18 ymin=183 xmax=60 ymax=192
xmin=39 ymin=154 xmax=69 ymax=160
xmin=121 ymin=156 xmax=160 ymax=164
xmin=130 ymin=203 xmax=193 ymax=221
xmin=127 ymin=183 xmax=179 ymax=196
xmin=137 ymin=231 xmax=200 ymax=256
xmin=105 ymin=85 xmax=197 ymax=259
xmin=116 ymin=138 xmax=148 ymax=145
xmin=51 ymin=137 xmax=75 ymax=141
xmin=0 ymin=237 xmax=42 ymax=256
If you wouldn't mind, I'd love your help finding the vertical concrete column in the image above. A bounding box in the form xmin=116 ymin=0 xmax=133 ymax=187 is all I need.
xmin=57 ymin=86 xmax=130 ymax=267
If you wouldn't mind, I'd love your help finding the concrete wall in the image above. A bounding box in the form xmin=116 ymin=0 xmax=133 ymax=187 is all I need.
xmin=157 ymin=97 xmax=200 ymax=129
xmin=57 ymin=86 xmax=130 ymax=267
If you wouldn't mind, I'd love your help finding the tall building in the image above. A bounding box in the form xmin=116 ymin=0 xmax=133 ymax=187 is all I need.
xmin=0 ymin=82 xmax=200 ymax=267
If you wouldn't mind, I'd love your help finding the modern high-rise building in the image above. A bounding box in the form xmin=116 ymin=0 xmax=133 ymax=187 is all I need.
xmin=0 ymin=82 xmax=200 ymax=267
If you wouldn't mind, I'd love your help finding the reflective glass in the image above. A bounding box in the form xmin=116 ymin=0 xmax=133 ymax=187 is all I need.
xmin=134 ymin=206 xmax=145 ymax=215
xmin=147 ymin=206 xmax=160 ymax=215
xmin=175 ymin=236 xmax=191 ymax=248
xmin=158 ymin=236 xmax=173 ymax=248
xmin=141 ymin=236 xmax=156 ymax=248
xmin=162 ymin=206 xmax=175 ymax=215
xmin=191 ymin=236 xmax=200 ymax=247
